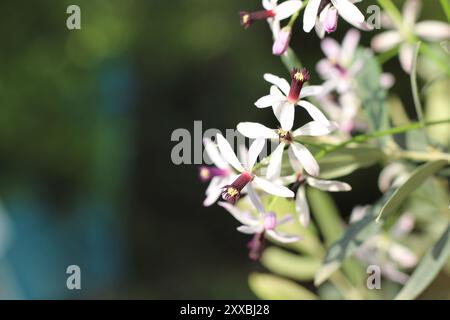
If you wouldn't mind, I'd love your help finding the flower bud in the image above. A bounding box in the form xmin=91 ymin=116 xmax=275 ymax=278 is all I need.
xmin=272 ymin=26 xmax=292 ymax=56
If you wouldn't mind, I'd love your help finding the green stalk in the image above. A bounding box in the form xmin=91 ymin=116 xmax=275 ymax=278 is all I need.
xmin=315 ymin=119 xmax=450 ymax=160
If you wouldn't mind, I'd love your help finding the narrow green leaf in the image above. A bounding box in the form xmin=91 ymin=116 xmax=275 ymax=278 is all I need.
xmin=261 ymin=247 xmax=321 ymax=281
xmin=307 ymin=188 xmax=343 ymax=245
xmin=318 ymin=146 xmax=385 ymax=179
xmin=354 ymin=49 xmax=390 ymax=144
xmin=314 ymin=190 xmax=396 ymax=286
xmin=376 ymin=160 xmax=447 ymax=222
xmin=249 ymin=273 xmax=318 ymax=300
xmin=395 ymin=223 xmax=450 ymax=300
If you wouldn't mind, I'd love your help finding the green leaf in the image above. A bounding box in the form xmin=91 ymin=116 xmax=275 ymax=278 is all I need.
xmin=318 ymin=146 xmax=385 ymax=179
xmin=395 ymin=223 xmax=450 ymax=300
xmin=249 ymin=273 xmax=318 ymax=300
xmin=376 ymin=160 xmax=447 ymax=222
xmin=261 ymin=247 xmax=321 ymax=281
xmin=307 ymin=188 xmax=343 ymax=245
xmin=354 ymin=49 xmax=390 ymax=143
xmin=314 ymin=190 xmax=396 ymax=286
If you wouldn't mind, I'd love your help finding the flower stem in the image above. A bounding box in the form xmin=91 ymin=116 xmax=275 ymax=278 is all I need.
xmin=315 ymin=119 xmax=450 ymax=160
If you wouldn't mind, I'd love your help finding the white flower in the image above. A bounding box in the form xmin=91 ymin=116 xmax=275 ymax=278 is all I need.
xmin=218 ymin=188 xmax=301 ymax=259
xmin=282 ymin=148 xmax=351 ymax=226
xmin=303 ymin=0 xmax=367 ymax=38
xmin=200 ymin=137 xmax=241 ymax=207
xmin=240 ymin=0 xmax=303 ymax=29
xmin=237 ymin=119 xmax=334 ymax=178
xmin=351 ymin=207 xmax=418 ymax=284
xmin=255 ymin=68 xmax=328 ymax=130
xmin=371 ymin=0 xmax=450 ymax=73
xmin=216 ymin=133 xmax=295 ymax=204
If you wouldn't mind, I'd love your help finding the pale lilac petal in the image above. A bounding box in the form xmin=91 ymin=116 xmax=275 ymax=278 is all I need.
xmin=263 ymin=73 xmax=290 ymax=95
xmin=399 ymin=43 xmax=414 ymax=73
xmin=248 ymin=138 xmax=266 ymax=170
xmin=291 ymin=142 xmax=320 ymax=177
xmin=321 ymin=37 xmax=341 ymax=60
xmin=237 ymin=225 xmax=262 ymax=234
xmin=218 ymin=201 xmax=260 ymax=226
xmin=272 ymin=26 xmax=292 ymax=56
xmin=203 ymin=137 xmax=229 ymax=169
xmin=380 ymin=72 xmax=395 ymax=89
xmin=324 ymin=6 xmax=339 ymax=33
xmin=403 ymin=0 xmax=421 ymax=27
xmin=296 ymin=185 xmax=310 ymax=227
xmin=389 ymin=243 xmax=418 ymax=268
xmin=331 ymin=0 xmax=365 ymax=25
xmin=349 ymin=205 xmax=370 ymax=223
xmin=340 ymin=28 xmax=360 ymax=65
xmin=237 ymin=122 xmax=278 ymax=139
xmin=293 ymin=121 xmax=334 ymax=137
xmin=303 ymin=0 xmax=321 ymax=32
xmin=266 ymin=230 xmax=301 ymax=243
xmin=299 ymin=85 xmax=323 ymax=98
xmin=415 ymin=21 xmax=450 ymax=42
xmin=297 ymin=100 xmax=330 ymax=125
xmin=391 ymin=213 xmax=415 ymax=238
xmin=216 ymin=133 xmax=245 ymax=172
xmin=266 ymin=142 xmax=285 ymax=180
xmin=255 ymin=93 xmax=283 ymax=108
xmin=275 ymin=0 xmax=303 ymax=20
xmin=378 ymin=162 xmax=405 ymax=192
xmin=279 ymin=102 xmax=295 ymax=131
xmin=306 ymin=177 xmax=352 ymax=191
xmin=371 ymin=31 xmax=402 ymax=52
xmin=253 ymin=176 xmax=295 ymax=197
xmin=277 ymin=214 xmax=295 ymax=225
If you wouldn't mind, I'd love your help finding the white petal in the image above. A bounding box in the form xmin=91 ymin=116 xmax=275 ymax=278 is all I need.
xmin=296 ymin=185 xmax=310 ymax=227
xmin=299 ymin=85 xmax=323 ymax=98
xmin=247 ymin=184 xmax=265 ymax=214
xmin=306 ymin=177 xmax=351 ymax=191
xmin=403 ymin=0 xmax=421 ymax=27
xmin=216 ymin=133 xmax=245 ymax=172
xmin=205 ymin=176 xmax=223 ymax=195
xmin=291 ymin=142 xmax=320 ymax=177
xmin=321 ymin=37 xmax=341 ymax=60
xmin=203 ymin=184 xmax=222 ymax=207
xmin=203 ymin=137 xmax=229 ymax=169
xmin=303 ymin=0 xmax=321 ymax=32
xmin=288 ymin=147 xmax=303 ymax=173
xmin=399 ymin=43 xmax=414 ymax=73
xmin=266 ymin=230 xmax=301 ymax=243
xmin=371 ymin=31 xmax=402 ymax=52
xmin=253 ymin=176 xmax=295 ymax=197
xmin=255 ymin=93 xmax=283 ymax=108
xmin=331 ymin=0 xmax=365 ymax=25
xmin=266 ymin=142 xmax=285 ymax=180
xmin=415 ymin=21 xmax=450 ymax=42
xmin=275 ymin=0 xmax=303 ymax=20
xmin=262 ymin=0 xmax=275 ymax=10
xmin=389 ymin=243 xmax=418 ymax=268
xmin=279 ymin=102 xmax=295 ymax=131
xmin=237 ymin=122 xmax=278 ymax=139
xmin=248 ymin=138 xmax=266 ymax=170
xmin=340 ymin=28 xmax=360 ymax=65
xmin=263 ymin=73 xmax=290 ymax=95
xmin=237 ymin=225 xmax=262 ymax=234
xmin=297 ymin=100 xmax=330 ymax=125
xmin=293 ymin=121 xmax=334 ymax=137
xmin=315 ymin=17 xmax=326 ymax=39
xmin=218 ymin=201 xmax=260 ymax=226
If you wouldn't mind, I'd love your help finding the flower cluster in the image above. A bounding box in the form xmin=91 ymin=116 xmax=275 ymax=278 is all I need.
xmin=197 ymin=0 xmax=450 ymax=265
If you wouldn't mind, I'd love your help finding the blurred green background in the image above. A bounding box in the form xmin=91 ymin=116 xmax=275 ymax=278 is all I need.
xmin=0 ymin=0 xmax=447 ymax=299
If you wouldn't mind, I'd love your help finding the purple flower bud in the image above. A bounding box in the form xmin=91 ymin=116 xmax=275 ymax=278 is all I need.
xmin=272 ymin=27 xmax=292 ymax=56
xmin=324 ymin=7 xmax=338 ymax=33
xmin=263 ymin=212 xmax=277 ymax=230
